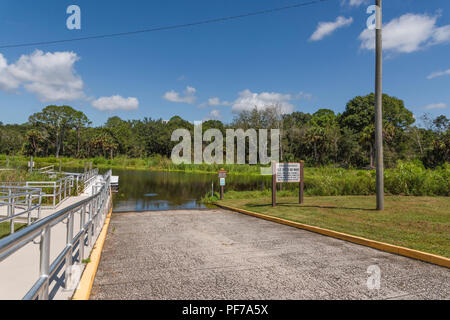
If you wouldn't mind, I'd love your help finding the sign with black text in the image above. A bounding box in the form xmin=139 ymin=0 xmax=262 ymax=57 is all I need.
xmin=276 ymin=163 xmax=301 ymax=183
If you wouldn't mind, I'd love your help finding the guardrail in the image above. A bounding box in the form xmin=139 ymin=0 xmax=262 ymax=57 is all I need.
xmin=0 ymin=168 xmax=99 ymax=209
xmin=0 ymin=186 xmax=42 ymax=234
xmin=0 ymin=169 xmax=112 ymax=300
xmin=38 ymin=165 xmax=54 ymax=174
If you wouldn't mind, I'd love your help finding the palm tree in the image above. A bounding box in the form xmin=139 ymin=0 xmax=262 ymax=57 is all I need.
xmin=360 ymin=124 xmax=375 ymax=168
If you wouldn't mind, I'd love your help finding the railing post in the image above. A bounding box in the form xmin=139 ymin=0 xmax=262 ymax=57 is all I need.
xmin=88 ymin=200 xmax=93 ymax=247
xmin=10 ymin=194 xmax=15 ymax=234
xmin=27 ymin=192 xmax=32 ymax=226
xmin=97 ymin=195 xmax=102 ymax=233
xmin=7 ymin=188 xmax=11 ymax=232
xmin=38 ymin=192 xmax=42 ymax=220
xmin=94 ymin=196 xmax=99 ymax=233
xmin=39 ymin=226 xmax=51 ymax=300
xmin=59 ymin=179 xmax=62 ymax=204
xmin=53 ymin=183 xmax=56 ymax=208
xmin=64 ymin=212 xmax=74 ymax=289
xmin=79 ymin=205 xmax=86 ymax=261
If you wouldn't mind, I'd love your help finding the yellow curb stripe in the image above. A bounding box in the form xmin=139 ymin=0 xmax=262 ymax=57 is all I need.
xmin=215 ymin=203 xmax=450 ymax=269
xmin=72 ymin=200 xmax=113 ymax=300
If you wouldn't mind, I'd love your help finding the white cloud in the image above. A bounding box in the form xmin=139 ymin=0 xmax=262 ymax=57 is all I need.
xmin=207 ymin=97 xmax=221 ymax=106
xmin=204 ymin=109 xmax=222 ymax=121
xmin=310 ymin=16 xmax=353 ymax=41
xmin=0 ymin=50 xmax=84 ymax=101
xmin=432 ymin=25 xmax=450 ymax=44
xmin=92 ymin=95 xmax=139 ymax=111
xmin=231 ymin=90 xmax=295 ymax=114
xmin=163 ymin=86 xmax=196 ymax=104
xmin=199 ymin=97 xmax=232 ymax=108
xmin=295 ymin=91 xmax=313 ymax=100
xmin=346 ymin=0 xmax=368 ymax=7
xmin=427 ymin=69 xmax=450 ymax=79
xmin=424 ymin=103 xmax=448 ymax=110
xmin=359 ymin=13 xmax=450 ymax=53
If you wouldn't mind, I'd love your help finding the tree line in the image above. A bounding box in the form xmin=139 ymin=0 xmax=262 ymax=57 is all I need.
xmin=0 ymin=93 xmax=448 ymax=168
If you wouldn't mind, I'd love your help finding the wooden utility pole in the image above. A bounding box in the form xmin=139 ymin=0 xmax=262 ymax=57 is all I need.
xmin=299 ymin=161 xmax=304 ymax=204
xmin=272 ymin=161 xmax=277 ymax=207
xmin=375 ymin=0 xmax=384 ymax=210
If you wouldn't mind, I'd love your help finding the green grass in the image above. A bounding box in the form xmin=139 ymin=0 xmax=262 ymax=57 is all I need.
xmin=0 ymin=168 xmax=56 ymax=183
xmin=216 ymin=192 xmax=450 ymax=258
xmin=2 ymin=155 xmax=449 ymax=195
xmin=0 ymin=154 xmax=265 ymax=176
xmin=0 ymin=222 xmax=27 ymax=239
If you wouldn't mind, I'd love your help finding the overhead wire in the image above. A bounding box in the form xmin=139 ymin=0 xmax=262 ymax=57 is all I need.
xmin=0 ymin=0 xmax=334 ymax=49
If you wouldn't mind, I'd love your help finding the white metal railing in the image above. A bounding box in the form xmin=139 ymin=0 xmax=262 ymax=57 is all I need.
xmin=0 ymin=170 xmax=112 ymax=300
xmin=0 ymin=168 xmax=99 ymax=209
xmin=0 ymin=186 xmax=42 ymax=234
xmin=37 ymin=165 xmax=54 ymax=174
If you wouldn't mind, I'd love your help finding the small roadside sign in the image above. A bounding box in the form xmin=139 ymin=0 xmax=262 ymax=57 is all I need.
xmin=218 ymin=170 xmax=227 ymax=179
xmin=276 ymin=163 xmax=301 ymax=183
xmin=218 ymin=168 xmax=227 ymax=200
xmin=272 ymin=162 xmax=304 ymax=207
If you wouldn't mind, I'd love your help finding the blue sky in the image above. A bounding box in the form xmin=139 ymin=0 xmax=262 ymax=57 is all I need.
xmin=0 ymin=0 xmax=449 ymax=126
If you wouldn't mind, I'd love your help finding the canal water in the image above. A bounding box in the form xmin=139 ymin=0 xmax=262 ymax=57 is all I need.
xmin=111 ymin=169 xmax=272 ymax=212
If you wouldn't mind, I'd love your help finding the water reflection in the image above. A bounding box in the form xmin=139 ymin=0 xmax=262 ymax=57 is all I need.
xmin=111 ymin=169 xmax=271 ymax=212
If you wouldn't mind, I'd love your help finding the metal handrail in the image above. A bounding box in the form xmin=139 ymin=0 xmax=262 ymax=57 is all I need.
xmin=1 ymin=168 xmax=100 ymax=209
xmin=0 ymin=169 xmax=112 ymax=300
xmin=38 ymin=165 xmax=54 ymax=174
xmin=25 ymin=176 xmax=74 ymax=209
xmin=0 ymin=186 xmax=42 ymax=234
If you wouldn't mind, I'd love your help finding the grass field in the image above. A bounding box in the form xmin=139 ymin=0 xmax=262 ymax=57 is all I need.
xmin=216 ymin=191 xmax=450 ymax=258
xmin=0 ymin=222 xmax=26 ymax=240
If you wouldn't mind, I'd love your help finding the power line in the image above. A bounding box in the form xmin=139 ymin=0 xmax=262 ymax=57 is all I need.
xmin=0 ymin=0 xmax=333 ymax=49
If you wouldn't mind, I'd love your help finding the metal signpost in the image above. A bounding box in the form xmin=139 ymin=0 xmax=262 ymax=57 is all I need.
xmin=272 ymin=162 xmax=304 ymax=207
xmin=218 ymin=169 xmax=227 ymax=200
xmin=28 ymin=156 xmax=34 ymax=173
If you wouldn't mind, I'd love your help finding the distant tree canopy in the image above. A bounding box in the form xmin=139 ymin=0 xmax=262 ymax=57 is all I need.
xmin=340 ymin=93 xmax=415 ymax=131
xmin=0 ymin=93 xmax=448 ymax=168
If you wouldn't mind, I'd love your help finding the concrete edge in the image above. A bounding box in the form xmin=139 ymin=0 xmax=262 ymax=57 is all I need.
xmin=215 ymin=203 xmax=450 ymax=269
xmin=72 ymin=198 xmax=113 ymax=300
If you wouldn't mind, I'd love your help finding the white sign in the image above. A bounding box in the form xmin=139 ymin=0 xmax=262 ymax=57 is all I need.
xmin=220 ymin=178 xmax=226 ymax=186
xmin=276 ymin=163 xmax=300 ymax=183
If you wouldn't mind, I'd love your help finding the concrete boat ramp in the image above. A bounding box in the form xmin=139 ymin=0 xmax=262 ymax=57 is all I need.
xmin=90 ymin=209 xmax=449 ymax=300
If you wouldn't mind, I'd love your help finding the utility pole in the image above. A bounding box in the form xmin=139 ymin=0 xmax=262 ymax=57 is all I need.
xmin=375 ymin=0 xmax=384 ymax=210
